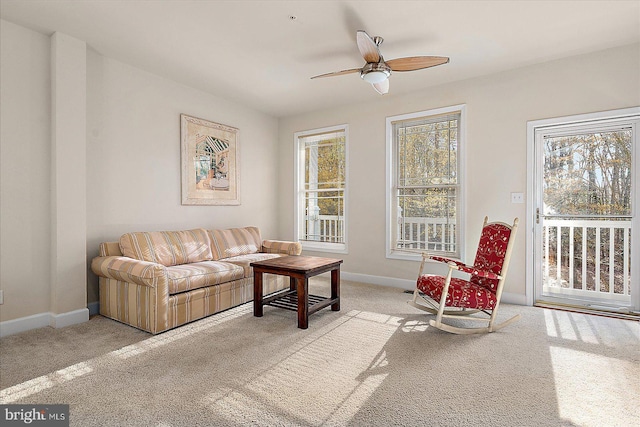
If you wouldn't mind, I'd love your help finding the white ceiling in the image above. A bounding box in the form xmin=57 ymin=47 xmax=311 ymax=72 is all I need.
xmin=1 ymin=0 xmax=639 ymax=117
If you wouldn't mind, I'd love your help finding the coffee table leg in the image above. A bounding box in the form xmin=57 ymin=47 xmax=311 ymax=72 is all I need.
xmin=289 ymin=276 xmax=296 ymax=291
xmin=254 ymin=271 xmax=263 ymax=317
xmin=331 ymin=267 xmax=340 ymax=311
xmin=297 ymin=277 xmax=309 ymax=329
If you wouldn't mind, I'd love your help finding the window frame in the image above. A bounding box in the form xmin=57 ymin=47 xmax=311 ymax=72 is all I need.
xmin=294 ymin=124 xmax=349 ymax=254
xmin=385 ymin=105 xmax=466 ymax=261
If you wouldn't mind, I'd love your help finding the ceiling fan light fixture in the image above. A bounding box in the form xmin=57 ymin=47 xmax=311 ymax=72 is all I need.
xmin=361 ymin=70 xmax=389 ymax=84
xmin=360 ymin=62 xmax=391 ymax=84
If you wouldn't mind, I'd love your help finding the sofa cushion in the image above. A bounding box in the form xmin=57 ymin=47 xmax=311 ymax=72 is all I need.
xmin=209 ymin=226 xmax=262 ymax=260
xmin=223 ymin=253 xmax=283 ymax=278
xmin=166 ymin=261 xmax=244 ymax=295
xmin=99 ymin=242 xmax=123 ymax=257
xmin=119 ymin=228 xmax=212 ymax=267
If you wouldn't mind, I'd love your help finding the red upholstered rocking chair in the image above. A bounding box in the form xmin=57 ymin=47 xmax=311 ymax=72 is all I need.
xmin=408 ymin=217 xmax=520 ymax=334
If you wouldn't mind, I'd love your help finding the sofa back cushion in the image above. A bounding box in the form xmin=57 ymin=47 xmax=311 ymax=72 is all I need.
xmin=208 ymin=226 xmax=262 ymax=260
xmin=119 ymin=228 xmax=212 ymax=267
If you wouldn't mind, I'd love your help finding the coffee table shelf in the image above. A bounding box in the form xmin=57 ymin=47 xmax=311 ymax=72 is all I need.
xmin=264 ymin=290 xmax=338 ymax=314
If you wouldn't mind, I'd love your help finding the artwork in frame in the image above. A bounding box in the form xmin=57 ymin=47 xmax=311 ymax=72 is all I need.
xmin=181 ymin=114 xmax=240 ymax=205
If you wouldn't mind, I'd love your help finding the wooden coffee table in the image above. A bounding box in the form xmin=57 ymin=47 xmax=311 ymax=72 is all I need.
xmin=251 ymin=255 xmax=343 ymax=329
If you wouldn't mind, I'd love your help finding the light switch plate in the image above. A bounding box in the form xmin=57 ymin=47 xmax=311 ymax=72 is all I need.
xmin=511 ymin=192 xmax=525 ymax=204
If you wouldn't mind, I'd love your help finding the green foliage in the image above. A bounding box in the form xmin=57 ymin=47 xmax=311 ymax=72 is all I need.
xmin=304 ymin=136 xmax=345 ymax=216
xmin=396 ymin=119 xmax=458 ymax=221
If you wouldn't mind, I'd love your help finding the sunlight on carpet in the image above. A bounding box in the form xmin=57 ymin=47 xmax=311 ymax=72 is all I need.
xmin=202 ymin=309 xmax=402 ymax=425
xmin=0 ymin=305 xmax=251 ymax=403
xmin=544 ymin=309 xmax=640 ymax=427
xmin=550 ymin=346 xmax=638 ymax=426
xmin=0 ymin=362 xmax=93 ymax=403
xmin=111 ymin=305 xmax=251 ymax=359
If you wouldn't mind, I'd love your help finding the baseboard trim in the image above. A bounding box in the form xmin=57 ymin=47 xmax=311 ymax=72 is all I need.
xmin=341 ymin=271 xmax=527 ymax=306
xmin=0 ymin=308 xmax=89 ymax=338
xmin=51 ymin=308 xmax=89 ymax=329
xmin=502 ymin=292 xmax=527 ymax=306
xmin=0 ymin=312 xmax=50 ymax=338
xmin=87 ymin=301 xmax=100 ymax=316
xmin=341 ymin=271 xmax=414 ymax=290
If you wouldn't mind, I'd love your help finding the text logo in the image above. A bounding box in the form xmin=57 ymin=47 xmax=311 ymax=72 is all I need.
xmin=1 ymin=405 xmax=69 ymax=426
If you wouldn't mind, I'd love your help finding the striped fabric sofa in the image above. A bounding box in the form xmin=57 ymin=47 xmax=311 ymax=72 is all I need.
xmin=91 ymin=226 xmax=301 ymax=334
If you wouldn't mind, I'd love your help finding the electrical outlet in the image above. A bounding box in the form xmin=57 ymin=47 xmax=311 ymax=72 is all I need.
xmin=511 ymin=192 xmax=525 ymax=204
xmin=0 ymin=290 xmax=3 ymax=305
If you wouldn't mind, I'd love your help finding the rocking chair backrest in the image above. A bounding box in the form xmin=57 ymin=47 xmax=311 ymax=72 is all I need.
xmin=470 ymin=221 xmax=514 ymax=293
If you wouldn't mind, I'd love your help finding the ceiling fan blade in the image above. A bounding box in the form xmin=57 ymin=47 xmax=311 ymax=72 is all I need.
xmin=311 ymin=68 xmax=362 ymax=79
xmin=372 ymin=79 xmax=389 ymax=95
xmin=386 ymin=56 xmax=450 ymax=71
xmin=356 ymin=30 xmax=380 ymax=63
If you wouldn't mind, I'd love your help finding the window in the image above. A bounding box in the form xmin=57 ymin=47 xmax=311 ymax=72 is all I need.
xmin=295 ymin=125 xmax=347 ymax=253
xmin=386 ymin=105 xmax=465 ymax=260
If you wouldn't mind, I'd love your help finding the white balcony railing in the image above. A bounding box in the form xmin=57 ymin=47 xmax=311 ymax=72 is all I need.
xmin=305 ymin=215 xmax=456 ymax=250
xmin=304 ymin=215 xmax=344 ymax=243
xmin=304 ymin=214 xmax=456 ymax=249
xmin=543 ymin=218 xmax=632 ymax=304
xmin=397 ymin=217 xmax=456 ymax=253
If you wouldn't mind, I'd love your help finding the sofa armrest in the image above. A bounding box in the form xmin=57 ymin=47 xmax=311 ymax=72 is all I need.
xmin=91 ymin=256 xmax=167 ymax=288
xmin=261 ymin=240 xmax=302 ymax=256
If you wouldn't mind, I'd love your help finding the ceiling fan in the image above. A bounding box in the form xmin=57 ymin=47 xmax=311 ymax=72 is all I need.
xmin=311 ymin=30 xmax=449 ymax=95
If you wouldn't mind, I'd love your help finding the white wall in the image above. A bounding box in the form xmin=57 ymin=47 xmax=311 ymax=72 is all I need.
xmin=277 ymin=43 xmax=640 ymax=300
xmin=0 ymin=20 xmax=52 ymax=321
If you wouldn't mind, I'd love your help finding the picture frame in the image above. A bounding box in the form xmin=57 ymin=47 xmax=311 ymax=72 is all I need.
xmin=181 ymin=114 xmax=240 ymax=205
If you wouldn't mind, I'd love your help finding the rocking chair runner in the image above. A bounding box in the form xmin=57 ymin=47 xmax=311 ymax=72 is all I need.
xmin=408 ymin=217 xmax=520 ymax=334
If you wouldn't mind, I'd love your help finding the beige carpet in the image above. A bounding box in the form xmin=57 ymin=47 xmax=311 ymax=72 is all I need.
xmin=1 ymin=279 xmax=639 ymax=427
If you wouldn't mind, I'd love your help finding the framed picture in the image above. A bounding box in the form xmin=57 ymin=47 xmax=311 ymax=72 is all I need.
xmin=181 ymin=114 xmax=240 ymax=205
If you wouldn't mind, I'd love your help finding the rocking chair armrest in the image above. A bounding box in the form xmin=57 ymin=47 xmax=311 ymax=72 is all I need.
xmin=428 ymin=256 xmax=465 ymax=268
xmin=427 ymin=255 xmax=500 ymax=280
xmin=455 ymin=264 xmax=501 ymax=280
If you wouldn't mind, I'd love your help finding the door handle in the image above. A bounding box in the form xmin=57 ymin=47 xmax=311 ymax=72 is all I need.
xmin=536 ymin=208 xmax=540 ymax=224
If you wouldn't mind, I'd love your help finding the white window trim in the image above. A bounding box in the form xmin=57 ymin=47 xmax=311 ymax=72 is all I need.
xmin=294 ymin=124 xmax=349 ymax=254
xmin=385 ymin=105 xmax=467 ymax=262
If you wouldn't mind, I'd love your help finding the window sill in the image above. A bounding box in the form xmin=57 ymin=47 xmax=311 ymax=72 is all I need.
xmin=386 ymin=251 xmax=423 ymax=262
xmin=386 ymin=250 xmax=462 ymax=262
xmin=301 ymin=241 xmax=348 ymax=254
